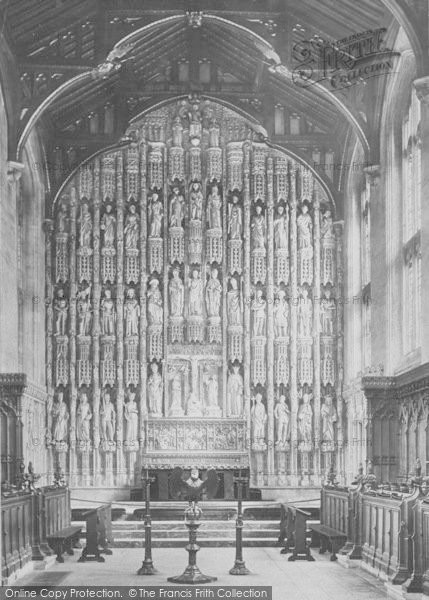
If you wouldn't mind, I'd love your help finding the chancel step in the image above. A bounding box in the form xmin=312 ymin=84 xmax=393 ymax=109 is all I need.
xmin=71 ymin=501 xmax=289 ymax=548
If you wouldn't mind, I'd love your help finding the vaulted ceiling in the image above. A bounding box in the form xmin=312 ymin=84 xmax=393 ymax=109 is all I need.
xmin=0 ymin=0 xmax=417 ymax=200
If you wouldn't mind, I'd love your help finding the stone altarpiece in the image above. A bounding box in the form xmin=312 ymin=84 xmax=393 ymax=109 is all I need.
xmin=45 ymin=98 xmax=343 ymax=492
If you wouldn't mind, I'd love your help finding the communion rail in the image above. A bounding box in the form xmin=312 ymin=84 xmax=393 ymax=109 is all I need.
xmin=1 ymin=486 xmax=70 ymax=583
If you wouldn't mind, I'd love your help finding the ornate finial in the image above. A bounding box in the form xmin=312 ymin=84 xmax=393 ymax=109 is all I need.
xmin=186 ymin=11 xmax=203 ymax=28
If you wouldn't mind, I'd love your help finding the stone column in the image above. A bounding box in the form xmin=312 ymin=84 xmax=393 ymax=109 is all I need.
xmin=266 ymin=157 xmax=275 ymax=484
xmin=363 ymin=165 xmax=382 ymax=368
xmin=0 ymin=162 xmax=23 ymax=371
xmin=43 ymin=218 xmax=55 ymax=480
xmin=413 ymin=77 xmax=429 ymax=364
xmin=289 ymin=164 xmax=299 ymax=485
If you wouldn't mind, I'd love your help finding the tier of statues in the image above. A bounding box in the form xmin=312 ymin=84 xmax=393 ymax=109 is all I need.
xmin=49 ymin=100 xmax=341 ymax=484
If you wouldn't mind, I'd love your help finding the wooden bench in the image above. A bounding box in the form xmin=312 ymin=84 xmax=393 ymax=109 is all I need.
xmin=309 ymin=524 xmax=346 ymax=561
xmin=46 ymin=526 xmax=82 ymax=563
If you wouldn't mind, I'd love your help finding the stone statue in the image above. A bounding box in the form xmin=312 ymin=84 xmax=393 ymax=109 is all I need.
xmin=77 ymin=285 xmax=92 ymax=336
xmin=124 ymin=391 xmax=139 ymax=444
xmin=79 ymin=203 xmax=92 ymax=248
xmin=147 ymin=279 xmax=163 ymax=325
xmin=76 ymin=392 xmax=92 ymax=443
xmin=124 ymin=288 xmax=140 ymax=335
xmin=169 ymin=186 xmax=185 ymax=227
xmin=297 ymin=203 xmax=313 ymax=249
xmin=274 ymin=290 xmax=289 ymax=337
xmin=187 ymin=391 xmax=202 ymax=417
xmin=101 ymin=289 xmax=116 ymax=335
xmin=57 ymin=204 xmax=67 ymax=233
xmin=100 ymin=391 xmax=116 ymax=442
xmin=100 ymin=204 xmax=116 ymax=248
xmin=189 ymin=181 xmax=203 ymax=221
xmin=321 ymin=394 xmax=337 ymax=443
xmin=251 ymin=393 xmax=267 ymax=446
xmin=251 ymin=290 xmax=266 ymax=336
xmin=227 ymin=365 xmax=243 ymax=417
xmin=228 ymin=195 xmax=242 ymax=239
xmin=321 ymin=209 xmax=335 ymax=240
xmin=188 ymin=269 xmax=203 ymax=316
xmin=169 ymin=268 xmax=184 ymax=317
xmin=54 ymin=288 xmax=68 ymax=335
xmin=274 ymin=204 xmax=289 ymax=250
xmin=298 ymin=288 xmax=313 ymax=337
xmin=148 ymin=192 xmax=163 ymax=238
xmin=169 ymin=370 xmax=184 ymax=416
xmin=207 ymin=184 xmax=222 ymax=229
xmin=320 ymin=288 xmax=336 ymax=335
xmin=148 ymin=362 xmax=163 ymax=416
xmin=205 ymin=268 xmax=222 ymax=317
xmin=251 ymin=205 xmax=266 ymax=250
xmin=124 ymin=205 xmax=139 ymax=250
xmin=52 ymin=392 xmax=69 ymax=443
xmin=203 ymin=370 xmax=219 ymax=411
xmin=274 ymin=395 xmax=290 ymax=447
xmin=227 ymin=277 xmax=242 ymax=326
xmin=298 ymin=389 xmax=313 ymax=445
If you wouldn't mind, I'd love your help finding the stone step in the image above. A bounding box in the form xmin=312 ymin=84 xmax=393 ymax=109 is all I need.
xmin=110 ymin=538 xmax=279 ymax=548
xmin=114 ymin=520 xmax=279 ymax=530
xmin=111 ymin=528 xmax=277 ymax=539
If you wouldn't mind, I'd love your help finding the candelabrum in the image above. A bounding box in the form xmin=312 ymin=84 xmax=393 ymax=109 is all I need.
xmin=137 ymin=469 xmax=158 ymax=575
xmin=229 ymin=476 xmax=250 ymax=575
xmin=167 ymin=501 xmax=217 ymax=584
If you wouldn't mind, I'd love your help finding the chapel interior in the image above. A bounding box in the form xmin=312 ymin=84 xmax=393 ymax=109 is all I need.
xmin=2 ymin=0 xmax=429 ymax=596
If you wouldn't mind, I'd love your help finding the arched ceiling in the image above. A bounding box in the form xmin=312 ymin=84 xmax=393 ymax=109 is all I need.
xmin=0 ymin=0 xmax=418 ymax=199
